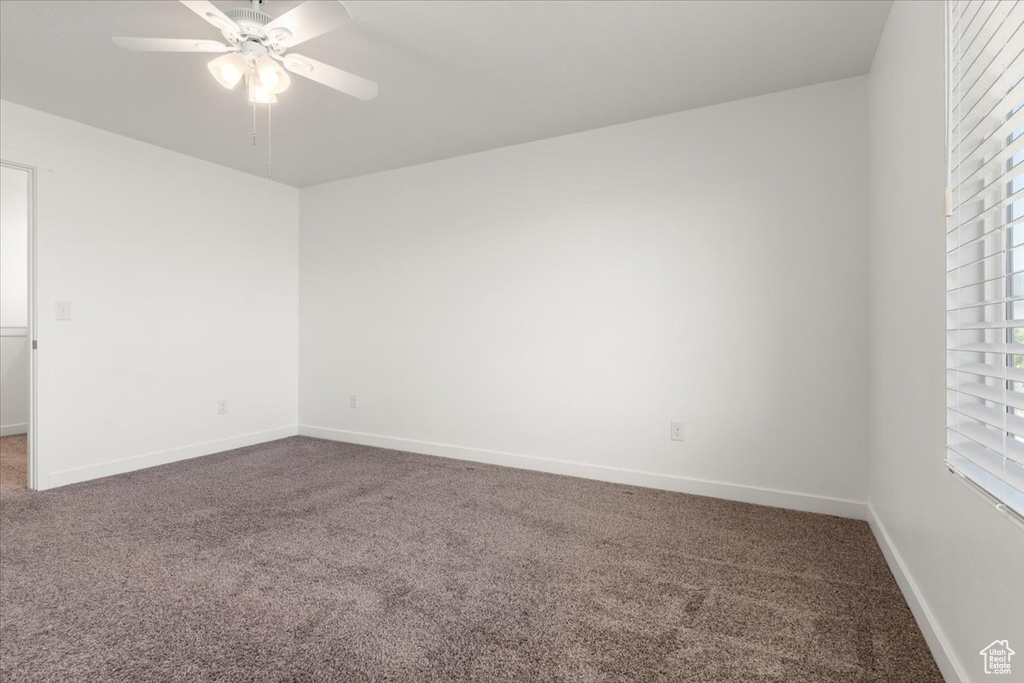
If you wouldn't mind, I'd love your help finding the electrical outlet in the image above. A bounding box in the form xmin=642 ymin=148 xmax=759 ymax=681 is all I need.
xmin=217 ymin=399 xmax=227 ymax=415
xmin=349 ymin=393 xmax=358 ymax=409
xmin=671 ymin=421 xmax=684 ymax=442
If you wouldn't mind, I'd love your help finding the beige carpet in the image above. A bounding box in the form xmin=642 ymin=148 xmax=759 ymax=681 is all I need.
xmin=0 ymin=436 xmax=941 ymax=682
xmin=0 ymin=434 xmax=27 ymax=495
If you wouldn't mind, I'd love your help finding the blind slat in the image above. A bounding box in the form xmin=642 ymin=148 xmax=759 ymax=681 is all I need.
xmin=954 ymin=155 xmax=1023 ymax=210
xmin=951 ymin=0 xmax=1004 ymax=59
xmin=949 ymin=133 xmax=1024 ymax=200
xmin=952 ymin=20 xmax=1023 ymax=114
xmin=951 ymin=106 xmax=1024 ymax=168
xmin=949 ymin=320 xmax=1021 ymax=330
xmin=949 ymin=420 xmax=1022 ymax=459
xmin=950 ymin=402 xmax=1024 ymax=437
xmin=951 ymin=1 xmax=1020 ymax=76
xmin=952 ymin=341 xmax=1024 ymax=354
xmin=948 ymin=443 xmax=1024 ymax=487
xmin=954 ymin=361 xmax=1024 ymax=383
xmin=952 ymin=382 xmax=1024 ymax=410
xmin=947 ymin=299 xmax=1024 ymax=315
xmin=950 ymin=71 xmax=1023 ymax=150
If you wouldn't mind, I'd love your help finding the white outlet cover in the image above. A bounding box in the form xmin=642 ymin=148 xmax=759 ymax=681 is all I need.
xmin=671 ymin=420 xmax=684 ymax=442
xmin=349 ymin=394 xmax=358 ymax=409
xmin=55 ymin=301 xmax=71 ymax=321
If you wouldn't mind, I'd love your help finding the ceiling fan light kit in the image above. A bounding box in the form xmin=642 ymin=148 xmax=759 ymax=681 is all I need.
xmin=112 ymin=0 xmax=378 ymax=176
xmin=112 ymin=0 xmax=378 ymax=106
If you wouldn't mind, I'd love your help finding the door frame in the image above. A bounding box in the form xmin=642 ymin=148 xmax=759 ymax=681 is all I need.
xmin=1 ymin=159 xmax=38 ymax=490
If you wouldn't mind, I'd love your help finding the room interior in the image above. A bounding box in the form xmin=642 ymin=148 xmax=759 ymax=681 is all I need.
xmin=0 ymin=164 xmax=29 ymax=491
xmin=0 ymin=1 xmax=1021 ymax=681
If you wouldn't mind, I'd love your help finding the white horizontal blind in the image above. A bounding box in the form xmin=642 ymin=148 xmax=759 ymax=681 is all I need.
xmin=947 ymin=0 xmax=1024 ymax=517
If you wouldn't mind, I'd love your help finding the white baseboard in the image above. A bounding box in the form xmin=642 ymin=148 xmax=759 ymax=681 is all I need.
xmin=867 ymin=504 xmax=964 ymax=683
xmin=0 ymin=423 xmax=28 ymax=436
xmin=298 ymin=425 xmax=867 ymax=520
xmin=44 ymin=425 xmax=299 ymax=490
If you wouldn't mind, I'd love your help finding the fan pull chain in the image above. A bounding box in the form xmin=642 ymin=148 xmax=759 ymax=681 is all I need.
xmin=267 ymin=101 xmax=272 ymax=178
xmin=252 ymin=63 xmax=257 ymax=147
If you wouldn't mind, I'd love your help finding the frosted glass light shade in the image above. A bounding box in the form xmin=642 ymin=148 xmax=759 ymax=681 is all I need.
xmin=246 ymin=71 xmax=278 ymax=104
xmin=255 ymin=56 xmax=291 ymax=94
xmin=207 ymin=53 xmax=246 ymax=89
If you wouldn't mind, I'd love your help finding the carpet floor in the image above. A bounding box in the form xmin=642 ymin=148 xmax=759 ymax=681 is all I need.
xmin=0 ymin=434 xmax=27 ymax=496
xmin=0 ymin=436 xmax=942 ymax=682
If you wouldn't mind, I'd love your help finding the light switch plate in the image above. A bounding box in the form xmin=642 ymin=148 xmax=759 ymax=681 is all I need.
xmin=55 ymin=301 xmax=71 ymax=321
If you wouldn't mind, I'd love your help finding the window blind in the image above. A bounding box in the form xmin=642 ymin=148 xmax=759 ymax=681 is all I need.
xmin=947 ymin=0 xmax=1024 ymax=518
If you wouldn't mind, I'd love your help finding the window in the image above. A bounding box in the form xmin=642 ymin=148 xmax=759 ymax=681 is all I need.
xmin=946 ymin=0 xmax=1024 ymax=518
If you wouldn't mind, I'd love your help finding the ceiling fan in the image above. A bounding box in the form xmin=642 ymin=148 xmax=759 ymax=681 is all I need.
xmin=112 ymin=0 xmax=378 ymax=104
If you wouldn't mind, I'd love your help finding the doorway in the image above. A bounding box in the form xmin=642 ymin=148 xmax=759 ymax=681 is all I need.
xmin=0 ymin=161 xmax=35 ymax=492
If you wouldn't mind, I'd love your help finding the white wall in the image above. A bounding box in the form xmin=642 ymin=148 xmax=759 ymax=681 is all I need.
xmin=0 ymin=337 xmax=29 ymax=435
xmin=1 ymin=165 xmax=29 ymax=328
xmin=867 ymin=2 xmax=1024 ymax=681
xmin=0 ymin=100 xmax=300 ymax=488
xmin=298 ymin=77 xmax=870 ymax=516
xmin=1 ymin=164 xmax=30 ymax=435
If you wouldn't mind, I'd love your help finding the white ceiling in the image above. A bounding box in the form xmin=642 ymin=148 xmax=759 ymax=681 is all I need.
xmin=0 ymin=0 xmax=891 ymax=187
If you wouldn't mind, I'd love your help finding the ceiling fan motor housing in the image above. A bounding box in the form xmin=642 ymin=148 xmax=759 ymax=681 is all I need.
xmin=225 ymin=6 xmax=292 ymax=48
xmin=239 ymin=39 xmax=268 ymax=59
xmin=227 ymin=6 xmax=272 ymax=30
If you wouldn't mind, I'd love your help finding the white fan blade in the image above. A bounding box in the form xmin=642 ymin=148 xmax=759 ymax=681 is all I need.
xmin=282 ymin=53 xmax=378 ymax=101
xmin=179 ymin=0 xmax=240 ymax=36
xmin=263 ymin=1 xmax=352 ymax=48
xmin=112 ymin=37 xmax=230 ymax=53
